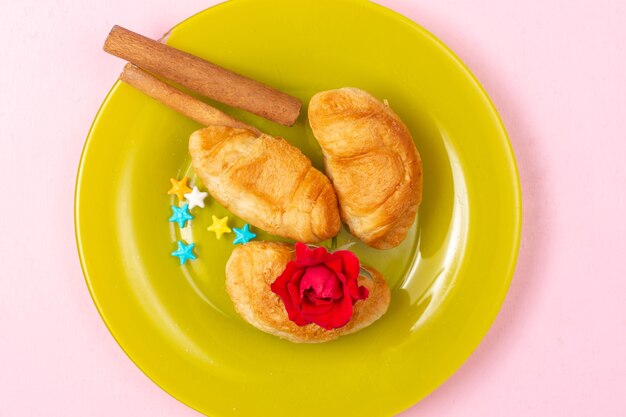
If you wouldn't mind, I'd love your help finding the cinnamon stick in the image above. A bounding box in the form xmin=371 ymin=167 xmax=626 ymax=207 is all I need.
xmin=104 ymin=25 xmax=301 ymax=126
xmin=119 ymin=64 xmax=260 ymax=134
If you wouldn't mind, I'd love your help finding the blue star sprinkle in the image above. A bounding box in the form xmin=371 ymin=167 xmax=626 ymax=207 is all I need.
xmin=232 ymin=224 xmax=256 ymax=245
xmin=169 ymin=203 xmax=193 ymax=228
xmin=171 ymin=240 xmax=197 ymax=265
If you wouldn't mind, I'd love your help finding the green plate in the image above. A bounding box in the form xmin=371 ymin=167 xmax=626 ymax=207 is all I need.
xmin=75 ymin=0 xmax=521 ymax=415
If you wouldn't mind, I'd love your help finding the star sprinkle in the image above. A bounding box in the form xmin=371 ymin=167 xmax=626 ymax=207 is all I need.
xmin=233 ymin=224 xmax=256 ymax=245
xmin=169 ymin=203 xmax=193 ymax=228
xmin=168 ymin=177 xmax=192 ymax=202
xmin=207 ymin=215 xmax=232 ymax=239
xmin=184 ymin=186 xmax=208 ymax=210
xmin=171 ymin=240 xmax=197 ymax=265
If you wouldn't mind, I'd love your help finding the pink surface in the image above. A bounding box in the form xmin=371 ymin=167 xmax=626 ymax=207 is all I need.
xmin=1 ymin=0 xmax=625 ymax=415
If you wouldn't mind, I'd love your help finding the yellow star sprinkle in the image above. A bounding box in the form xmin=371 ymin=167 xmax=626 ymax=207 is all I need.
xmin=168 ymin=177 xmax=192 ymax=202
xmin=207 ymin=215 xmax=232 ymax=239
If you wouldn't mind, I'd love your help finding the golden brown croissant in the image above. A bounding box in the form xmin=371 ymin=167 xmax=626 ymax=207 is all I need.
xmin=308 ymin=88 xmax=423 ymax=249
xmin=189 ymin=126 xmax=341 ymax=243
xmin=225 ymin=241 xmax=390 ymax=343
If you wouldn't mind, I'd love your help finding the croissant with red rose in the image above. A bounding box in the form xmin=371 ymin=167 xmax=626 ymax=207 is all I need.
xmin=225 ymin=241 xmax=390 ymax=343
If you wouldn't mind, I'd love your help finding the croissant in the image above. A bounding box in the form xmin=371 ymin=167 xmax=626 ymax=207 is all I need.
xmin=308 ymin=88 xmax=423 ymax=249
xmin=189 ymin=126 xmax=341 ymax=243
xmin=225 ymin=241 xmax=390 ymax=343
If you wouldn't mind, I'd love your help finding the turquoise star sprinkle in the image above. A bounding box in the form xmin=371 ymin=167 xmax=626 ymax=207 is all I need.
xmin=169 ymin=203 xmax=193 ymax=228
xmin=171 ymin=240 xmax=197 ymax=265
xmin=232 ymin=224 xmax=256 ymax=245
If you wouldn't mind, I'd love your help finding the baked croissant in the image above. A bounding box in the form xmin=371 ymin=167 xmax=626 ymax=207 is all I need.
xmin=225 ymin=241 xmax=390 ymax=343
xmin=308 ymin=88 xmax=423 ymax=249
xmin=189 ymin=126 xmax=341 ymax=243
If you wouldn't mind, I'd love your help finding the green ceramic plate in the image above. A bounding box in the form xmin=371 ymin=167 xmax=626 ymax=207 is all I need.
xmin=75 ymin=0 xmax=521 ymax=415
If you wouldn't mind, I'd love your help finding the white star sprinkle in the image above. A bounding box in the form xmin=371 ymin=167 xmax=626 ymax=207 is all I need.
xmin=184 ymin=186 xmax=208 ymax=210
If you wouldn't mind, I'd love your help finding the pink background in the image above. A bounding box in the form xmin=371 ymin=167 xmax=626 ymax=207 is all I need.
xmin=1 ymin=0 xmax=625 ymax=415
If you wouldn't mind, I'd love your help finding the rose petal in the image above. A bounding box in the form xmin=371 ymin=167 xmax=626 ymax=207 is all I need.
xmin=325 ymin=291 xmax=354 ymax=329
xmin=271 ymin=261 xmax=309 ymax=326
xmin=286 ymin=281 xmax=309 ymax=326
xmin=303 ymin=301 xmax=345 ymax=330
xmin=295 ymin=243 xmax=328 ymax=266
xmin=270 ymin=269 xmax=293 ymax=301
xmin=323 ymin=256 xmax=344 ymax=274
xmin=271 ymin=262 xmax=304 ymax=300
xmin=358 ymin=286 xmax=369 ymax=300
xmin=334 ymin=250 xmax=360 ymax=280
xmin=289 ymin=267 xmax=306 ymax=287
xmin=301 ymin=299 xmax=335 ymax=317
xmin=299 ymin=265 xmax=342 ymax=300
xmin=272 ymin=261 xmax=299 ymax=288
xmin=312 ymin=297 xmax=333 ymax=306
xmin=346 ymin=277 xmax=360 ymax=300
xmin=287 ymin=281 xmax=301 ymax=308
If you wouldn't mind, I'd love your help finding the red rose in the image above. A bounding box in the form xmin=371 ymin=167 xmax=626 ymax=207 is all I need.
xmin=270 ymin=242 xmax=369 ymax=330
